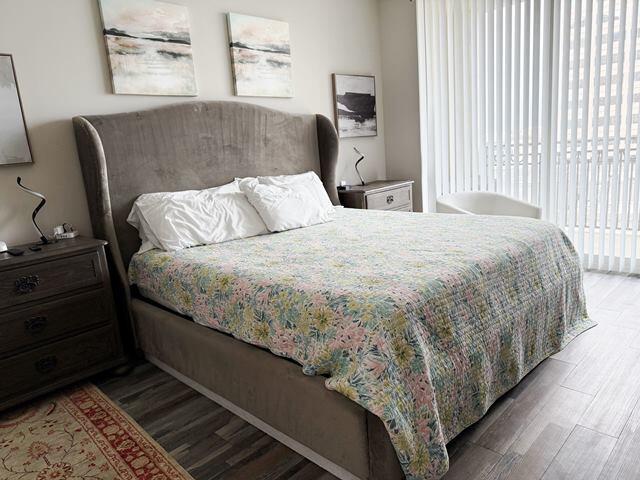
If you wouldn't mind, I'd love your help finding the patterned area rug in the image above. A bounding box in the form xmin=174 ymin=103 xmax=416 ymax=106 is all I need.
xmin=0 ymin=384 xmax=193 ymax=480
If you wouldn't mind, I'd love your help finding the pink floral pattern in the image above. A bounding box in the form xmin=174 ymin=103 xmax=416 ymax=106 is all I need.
xmin=129 ymin=208 xmax=593 ymax=479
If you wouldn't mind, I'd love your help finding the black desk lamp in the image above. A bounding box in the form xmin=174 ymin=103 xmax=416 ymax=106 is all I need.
xmin=17 ymin=177 xmax=49 ymax=245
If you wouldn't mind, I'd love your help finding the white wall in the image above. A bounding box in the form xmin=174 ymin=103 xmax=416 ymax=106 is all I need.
xmin=0 ymin=0 xmax=386 ymax=245
xmin=378 ymin=0 xmax=422 ymax=211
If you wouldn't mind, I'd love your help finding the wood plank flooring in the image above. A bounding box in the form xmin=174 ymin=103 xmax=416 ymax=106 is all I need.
xmin=97 ymin=364 xmax=335 ymax=480
xmin=96 ymin=271 xmax=640 ymax=480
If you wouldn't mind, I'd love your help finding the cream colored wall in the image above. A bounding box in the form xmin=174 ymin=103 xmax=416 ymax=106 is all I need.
xmin=0 ymin=0 xmax=386 ymax=245
xmin=378 ymin=0 xmax=423 ymax=211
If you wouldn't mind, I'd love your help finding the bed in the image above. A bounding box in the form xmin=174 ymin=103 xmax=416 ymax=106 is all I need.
xmin=73 ymin=101 xmax=593 ymax=480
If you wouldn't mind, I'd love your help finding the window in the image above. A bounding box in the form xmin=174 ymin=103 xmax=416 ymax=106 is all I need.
xmin=417 ymin=0 xmax=640 ymax=273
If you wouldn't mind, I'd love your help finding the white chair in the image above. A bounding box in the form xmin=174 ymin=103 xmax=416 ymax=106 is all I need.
xmin=436 ymin=192 xmax=542 ymax=219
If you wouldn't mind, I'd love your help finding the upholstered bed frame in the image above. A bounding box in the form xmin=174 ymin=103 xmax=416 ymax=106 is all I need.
xmin=73 ymin=101 xmax=404 ymax=480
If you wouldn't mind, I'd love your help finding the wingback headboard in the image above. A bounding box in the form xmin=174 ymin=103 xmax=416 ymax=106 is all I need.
xmin=72 ymin=101 xmax=339 ymax=332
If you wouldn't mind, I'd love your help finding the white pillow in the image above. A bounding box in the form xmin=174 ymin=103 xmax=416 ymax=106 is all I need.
xmin=238 ymin=177 xmax=332 ymax=232
xmin=257 ymin=171 xmax=334 ymax=213
xmin=128 ymin=180 xmax=241 ymax=252
xmin=129 ymin=191 xmax=268 ymax=251
xmin=127 ymin=180 xmax=240 ymax=253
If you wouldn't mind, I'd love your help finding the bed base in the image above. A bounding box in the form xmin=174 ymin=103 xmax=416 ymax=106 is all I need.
xmin=147 ymin=355 xmax=359 ymax=480
xmin=133 ymin=298 xmax=404 ymax=480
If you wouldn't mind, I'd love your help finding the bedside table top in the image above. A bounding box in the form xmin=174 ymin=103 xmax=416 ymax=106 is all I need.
xmin=0 ymin=237 xmax=107 ymax=269
xmin=339 ymin=180 xmax=414 ymax=195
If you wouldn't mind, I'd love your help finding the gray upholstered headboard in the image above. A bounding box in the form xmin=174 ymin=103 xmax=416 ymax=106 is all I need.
xmin=73 ymin=101 xmax=339 ymax=328
xmin=73 ymin=101 xmax=338 ymax=268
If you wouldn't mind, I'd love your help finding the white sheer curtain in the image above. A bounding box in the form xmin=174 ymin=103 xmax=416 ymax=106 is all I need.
xmin=417 ymin=0 xmax=640 ymax=274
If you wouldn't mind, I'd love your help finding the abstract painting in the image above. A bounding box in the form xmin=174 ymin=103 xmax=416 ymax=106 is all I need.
xmin=227 ymin=13 xmax=293 ymax=98
xmin=333 ymin=74 xmax=377 ymax=138
xmin=98 ymin=0 xmax=197 ymax=96
xmin=0 ymin=54 xmax=32 ymax=165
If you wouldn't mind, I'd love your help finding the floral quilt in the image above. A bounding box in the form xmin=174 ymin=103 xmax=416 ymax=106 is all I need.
xmin=129 ymin=208 xmax=593 ymax=480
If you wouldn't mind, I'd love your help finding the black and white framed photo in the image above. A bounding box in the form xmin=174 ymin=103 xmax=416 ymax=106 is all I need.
xmin=332 ymin=74 xmax=377 ymax=138
xmin=0 ymin=54 xmax=32 ymax=165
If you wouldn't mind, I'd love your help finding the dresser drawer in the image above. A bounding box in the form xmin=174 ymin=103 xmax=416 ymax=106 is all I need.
xmin=391 ymin=204 xmax=413 ymax=212
xmin=0 ymin=325 xmax=119 ymax=400
xmin=0 ymin=290 xmax=113 ymax=357
xmin=0 ymin=252 xmax=104 ymax=308
xmin=366 ymin=186 xmax=412 ymax=211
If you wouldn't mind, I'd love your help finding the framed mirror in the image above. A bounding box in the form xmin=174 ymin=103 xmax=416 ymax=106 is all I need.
xmin=0 ymin=54 xmax=32 ymax=165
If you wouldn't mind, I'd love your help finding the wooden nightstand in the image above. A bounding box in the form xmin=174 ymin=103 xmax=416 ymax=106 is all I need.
xmin=0 ymin=237 xmax=126 ymax=410
xmin=338 ymin=180 xmax=414 ymax=212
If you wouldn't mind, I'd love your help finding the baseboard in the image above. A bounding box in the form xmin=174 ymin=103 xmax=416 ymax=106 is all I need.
xmin=146 ymin=355 xmax=362 ymax=480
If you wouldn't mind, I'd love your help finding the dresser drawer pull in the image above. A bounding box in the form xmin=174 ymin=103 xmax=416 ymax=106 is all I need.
xmin=24 ymin=315 xmax=48 ymax=335
xmin=386 ymin=195 xmax=395 ymax=204
xmin=35 ymin=356 xmax=58 ymax=374
xmin=15 ymin=275 xmax=40 ymax=295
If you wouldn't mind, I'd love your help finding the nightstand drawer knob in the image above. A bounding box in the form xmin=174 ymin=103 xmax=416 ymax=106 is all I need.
xmin=25 ymin=315 xmax=48 ymax=335
xmin=15 ymin=275 xmax=40 ymax=295
xmin=386 ymin=195 xmax=394 ymax=204
xmin=35 ymin=355 xmax=58 ymax=374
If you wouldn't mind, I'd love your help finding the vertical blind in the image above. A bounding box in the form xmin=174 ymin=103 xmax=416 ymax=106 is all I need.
xmin=417 ymin=0 xmax=640 ymax=273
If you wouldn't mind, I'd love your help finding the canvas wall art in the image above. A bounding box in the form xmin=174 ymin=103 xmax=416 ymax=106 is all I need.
xmin=98 ymin=0 xmax=197 ymax=96
xmin=0 ymin=54 xmax=32 ymax=165
xmin=333 ymin=74 xmax=377 ymax=138
xmin=227 ymin=13 xmax=293 ymax=98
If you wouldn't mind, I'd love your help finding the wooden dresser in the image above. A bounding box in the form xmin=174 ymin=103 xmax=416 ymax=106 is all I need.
xmin=0 ymin=237 xmax=125 ymax=410
xmin=338 ymin=180 xmax=414 ymax=212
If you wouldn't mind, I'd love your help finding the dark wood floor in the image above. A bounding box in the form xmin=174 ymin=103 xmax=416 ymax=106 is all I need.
xmin=97 ymin=271 xmax=640 ymax=480
xmin=96 ymin=363 xmax=335 ymax=480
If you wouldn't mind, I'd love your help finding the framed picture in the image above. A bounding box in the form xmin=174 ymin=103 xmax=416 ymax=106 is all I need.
xmin=0 ymin=54 xmax=32 ymax=165
xmin=98 ymin=0 xmax=197 ymax=96
xmin=227 ymin=13 xmax=293 ymax=98
xmin=332 ymin=74 xmax=377 ymax=138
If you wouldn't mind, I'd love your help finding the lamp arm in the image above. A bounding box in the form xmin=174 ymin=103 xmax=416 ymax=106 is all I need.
xmin=353 ymin=147 xmax=366 ymax=186
xmin=355 ymin=156 xmax=365 ymax=186
xmin=16 ymin=177 xmax=49 ymax=244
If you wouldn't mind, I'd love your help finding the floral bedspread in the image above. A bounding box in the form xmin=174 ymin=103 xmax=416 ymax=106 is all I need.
xmin=129 ymin=208 xmax=592 ymax=480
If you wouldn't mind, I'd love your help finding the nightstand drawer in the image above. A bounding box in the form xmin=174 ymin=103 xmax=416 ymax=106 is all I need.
xmin=366 ymin=186 xmax=412 ymax=211
xmin=391 ymin=204 xmax=413 ymax=212
xmin=0 ymin=325 xmax=119 ymax=401
xmin=0 ymin=290 xmax=113 ymax=357
xmin=0 ymin=252 xmax=104 ymax=308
